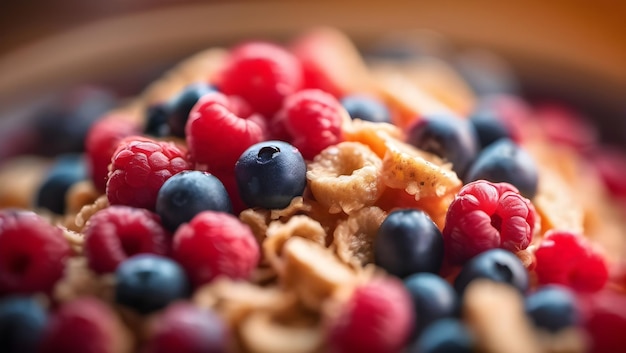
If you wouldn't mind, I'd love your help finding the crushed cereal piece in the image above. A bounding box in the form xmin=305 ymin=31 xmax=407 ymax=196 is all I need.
xmin=240 ymin=310 xmax=323 ymax=353
xmin=307 ymin=142 xmax=385 ymax=214
xmin=282 ymin=237 xmax=357 ymax=310
xmin=536 ymin=327 xmax=588 ymax=353
xmin=53 ymin=257 xmax=114 ymax=304
xmin=73 ymin=195 xmax=109 ymax=230
xmin=65 ymin=180 xmax=100 ymax=215
xmin=464 ymin=280 xmax=543 ymax=353
xmin=381 ymin=138 xmax=461 ymax=199
xmin=332 ymin=206 xmax=386 ymax=267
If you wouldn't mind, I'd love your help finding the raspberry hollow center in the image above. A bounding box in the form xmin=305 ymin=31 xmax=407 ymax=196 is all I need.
xmin=9 ymin=253 xmax=30 ymax=275
xmin=490 ymin=213 xmax=503 ymax=231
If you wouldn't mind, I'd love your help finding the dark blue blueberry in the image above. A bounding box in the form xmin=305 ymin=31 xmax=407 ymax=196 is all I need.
xmin=156 ymin=171 xmax=232 ymax=232
xmin=464 ymin=138 xmax=538 ymax=199
xmin=406 ymin=115 xmax=479 ymax=178
xmin=525 ymin=285 xmax=580 ymax=332
xmin=409 ymin=318 xmax=474 ymax=353
xmin=35 ymin=154 xmax=87 ymax=214
xmin=469 ymin=106 xmax=513 ymax=149
xmin=454 ymin=248 xmax=529 ymax=295
xmin=144 ymin=104 xmax=170 ymax=137
xmin=115 ymin=254 xmax=189 ymax=314
xmin=166 ymin=83 xmax=216 ymax=137
xmin=404 ymin=273 xmax=459 ymax=337
xmin=235 ymin=140 xmax=307 ymax=209
xmin=0 ymin=296 xmax=48 ymax=353
xmin=374 ymin=209 xmax=444 ymax=278
xmin=33 ymin=86 xmax=117 ymax=156
xmin=340 ymin=95 xmax=392 ymax=123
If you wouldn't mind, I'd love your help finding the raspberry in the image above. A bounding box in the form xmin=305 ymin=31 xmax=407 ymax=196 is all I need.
xmin=142 ymin=302 xmax=228 ymax=353
xmin=106 ymin=137 xmax=191 ymax=210
xmin=172 ymin=211 xmax=259 ymax=287
xmin=186 ymin=92 xmax=267 ymax=172
xmin=83 ymin=206 xmax=170 ymax=274
xmin=216 ymin=41 xmax=303 ymax=118
xmin=0 ymin=210 xmax=70 ymax=295
xmin=276 ymin=89 xmax=346 ymax=160
xmin=327 ymin=277 xmax=414 ymax=353
xmin=534 ymin=103 xmax=598 ymax=152
xmin=586 ymin=146 xmax=626 ymax=199
xmin=85 ymin=115 xmax=140 ymax=192
xmin=39 ymin=297 xmax=130 ymax=353
xmin=534 ymin=230 xmax=608 ymax=292
xmin=578 ymin=288 xmax=626 ymax=353
xmin=442 ymin=180 xmax=536 ymax=265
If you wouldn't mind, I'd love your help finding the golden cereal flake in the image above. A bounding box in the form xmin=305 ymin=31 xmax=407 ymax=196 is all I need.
xmin=332 ymin=206 xmax=386 ymax=267
xmin=74 ymin=195 xmax=109 ymax=230
xmin=240 ymin=208 xmax=271 ymax=245
xmin=240 ymin=310 xmax=323 ymax=353
xmin=342 ymin=119 xmax=405 ymax=159
xmin=307 ymin=142 xmax=385 ymax=214
xmin=263 ymin=216 xmax=327 ymax=276
xmin=53 ymin=257 xmax=115 ymax=304
xmin=464 ymin=280 xmax=543 ymax=353
xmin=381 ymin=138 xmax=461 ymax=199
xmin=66 ymin=179 xmax=99 ymax=215
xmin=0 ymin=156 xmax=50 ymax=209
xmin=61 ymin=227 xmax=84 ymax=255
xmin=269 ymin=196 xmax=312 ymax=220
xmin=282 ymin=237 xmax=358 ymax=311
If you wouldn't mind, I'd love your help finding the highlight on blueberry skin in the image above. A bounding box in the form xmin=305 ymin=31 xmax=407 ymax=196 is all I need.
xmin=0 ymin=296 xmax=48 ymax=353
xmin=156 ymin=170 xmax=232 ymax=232
xmin=409 ymin=318 xmax=475 ymax=353
xmin=404 ymin=273 xmax=459 ymax=337
xmin=235 ymin=140 xmax=307 ymax=209
xmin=115 ymin=254 xmax=189 ymax=314
xmin=454 ymin=248 xmax=529 ymax=296
xmin=374 ymin=209 xmax=444 ymax=278
xmin=464 ymin=138 xmax=538 ymax=199
xmin=406 ymin=114 xmax=480 ymax=178
xmin=525 ymin=285 xmax=580 ymax=332
xmin=340 ymin=94 xmax=392 ymax=123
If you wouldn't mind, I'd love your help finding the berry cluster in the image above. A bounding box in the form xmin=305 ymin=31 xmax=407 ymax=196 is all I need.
xmin=2 ymin=31 xmax=624 ymax=353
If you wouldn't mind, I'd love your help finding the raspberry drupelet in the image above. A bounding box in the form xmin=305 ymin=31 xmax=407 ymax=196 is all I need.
xmin=106 ymin=136 xmax=191 ymax=210
xmin=442 ymin=180 xmax=537 ymax=265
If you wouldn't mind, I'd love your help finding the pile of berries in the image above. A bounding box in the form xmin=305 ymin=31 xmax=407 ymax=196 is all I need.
xmin=1 ymin=30 xmax=625 ymax=353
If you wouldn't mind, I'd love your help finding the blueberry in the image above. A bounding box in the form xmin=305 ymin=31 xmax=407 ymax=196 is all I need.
xmin=406 ymin=115 xmax=479 ymax=178
xmin=454 ymin=248 xmax=529 ymax=295
xmin=340 ymin=95 xmax=391 ymax=123
xmin=0 ymin=296 xmax=48 ymax=353
xmin=156 ymin=171 xmax=232 ymax=232
xmin=525 ymin=285 xmax=580 ymax=332
xmin=35 ymin=154 xmax=87 ymax=214
xmin=374 ymin=209 xmax=444 ymax=277
xmin=409 ymin=318 xmax=474 ymax=353
xmin=166 ymin=83 xmax=216 ymax=137
xmin=144 ymin=104 xmax=170 ymax=137
xmin=404 ymin=273 xmax=459 ymax=337
xmin=235 ymin=140 xmax=307 ymax=209
xmin=115 ymin=254 xmax=189 ymax=314
xmin=469 ymin=106 xmax=513 ymax=149
xmin=464 ymin=138 xmax=538 ymax=199
xmin=32 ymin=86 xmax=117 ymax=157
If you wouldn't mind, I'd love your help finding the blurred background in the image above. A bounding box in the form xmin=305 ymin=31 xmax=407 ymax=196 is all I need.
xmin=0 ymin=0 xmax=625 ymax=160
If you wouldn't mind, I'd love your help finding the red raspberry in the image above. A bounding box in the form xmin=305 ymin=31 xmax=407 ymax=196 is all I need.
xmin=0 ymin=210 xmax=70 ymax=295
xmin=211 ymin=169 xmax=248 ymax=215
xmin=142 ymin=302 xmax=229 ymax=353
xmin=275 ymin=89 xmax=345 ymax=160
xmin=172 ymin=211 xmax=259 ymax=287
xmin=442 ymin=180 xmax=536 ymax=265
xmin=534 ymin=103 xmax=598 ymax=152
xmin=586 ymin=146 xmax=626 ymax=199
xmin=327 ymin=277 xmax=414 ymax=353
xmin=578 ymin=288 xmax=626 ymax=353
xmin=39 ymin=297 xmax=130 ymax=353
xmin=534 ymin=230 xmax=608 ymax=292
xmin=86 ymin=115 xmax=140 ymax=192
xmin=106 ymin=137 xmax=191 ymax=210
xmin=84 ymin=205 xmax=170 ymax=274
xmin=216 ymin=41 xmax=303 ymax=118
xmin=186 ymin=92 xmax=267 ymax=172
